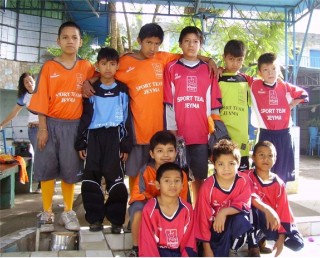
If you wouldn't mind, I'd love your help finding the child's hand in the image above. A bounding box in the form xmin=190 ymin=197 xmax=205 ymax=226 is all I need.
xmin=213 ymin=211 xmax=227 ymax=233
xmin=37 ymin=130 xmax=48 ymax=151
xmin=273 ymin=234 xmax=285 ymax=257
xmin=120 ymin=153 xmax=128 ymax=162
xmin=265 ymin=207 xmax=280 ymax=231
xmin=82 ymin=80 xmax=96 ymax=98
xmin=207 ymin=59 xmax=219 ymax=78
xmin=79 ymin=150 xmax=86 ymax=160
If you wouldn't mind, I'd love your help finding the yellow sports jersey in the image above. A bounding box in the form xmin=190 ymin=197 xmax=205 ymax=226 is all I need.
xmin=29 ymin=59 xmax=95 ymax=120
xmin=116 ymin=52 xmax=181 ymax=145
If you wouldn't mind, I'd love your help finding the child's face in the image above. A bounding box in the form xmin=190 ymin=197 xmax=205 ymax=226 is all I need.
xmin=57 ymin=26 xmax=82 ymax=55
xmin=23 ymin=76 xmax=35 ymax=93
xmin=137 ymin=37 xmax=162 ymax=59
xmin=252 ymin=146 xmax=276 ymax=172
xmin=150 ymin=143 xmax=177 ymax=168
xmin=179 ymin=33 xmax=202 ymax=60
xmin=258 ymin=62 xmax=279 ymax=84
xmin=223 ymin=54 xmax=244 ymax=73
xmin=155 ymin=170 xmax=183 ymax=197
xmin=95 ymin=58 xmax=119 ymax=80
xmin=214 ymin=154 xmax=239 ymax=181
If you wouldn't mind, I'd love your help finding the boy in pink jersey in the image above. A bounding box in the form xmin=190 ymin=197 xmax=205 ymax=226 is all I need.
xmin=164 ymin=26 xmax=222 ymax=204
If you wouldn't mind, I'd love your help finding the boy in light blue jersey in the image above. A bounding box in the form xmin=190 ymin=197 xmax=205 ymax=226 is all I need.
xmin=75 ymin=47 xmax=132 ymax=233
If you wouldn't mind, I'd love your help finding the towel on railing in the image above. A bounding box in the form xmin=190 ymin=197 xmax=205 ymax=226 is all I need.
xmin=15 ymin=156 xmax=28 ymax=184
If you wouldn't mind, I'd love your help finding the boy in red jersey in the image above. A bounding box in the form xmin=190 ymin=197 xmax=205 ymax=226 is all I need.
xmin=164 ymin=26 xmax=222 ymax=204
xmin=250 ymin=53 xmax=309 ymax=183
xmin=82 ymin=23 xmax=219 ymax=195
xmin=194 ymin=139 xmax=252 ymax=257
xmin=28 ymin=21 xmax=95 ymax=232
xmin=139 ymin=162 xmax=196 ymax=257
xmin=127 ymin=131 xmax=189 ymax=256
xmin=245 ymin=141 xmax=304 ymax=257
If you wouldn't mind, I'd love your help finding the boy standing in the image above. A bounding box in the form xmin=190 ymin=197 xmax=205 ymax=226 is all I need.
xmin=28 ymin=21 xmax=96 ymax=232
xmin=82 ymin=23 xmax=218 ymax=194
xmin=75 ymin=47 xmax=131 ymax=232
xmin=218 ymin=40 xmax=254 ymax=171
xmin=194 ymin=139 xmax=252 ymax=257
xmin=250 ymin=53 xmax=309 ymax=183
xmin=128 ymin=130 xmax=189 ymax=256
xmin=246 ymin=141 xmax=304 ymax=256
xmin=139 ymin=162 xmax=197 ymax=257
xmin=163 ymin=26 xmax=222 ymax=203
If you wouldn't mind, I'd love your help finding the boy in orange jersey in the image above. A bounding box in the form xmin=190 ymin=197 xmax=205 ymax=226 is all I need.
xmin=82 ymin=23 xmax=219 ymax=196
xmin=127 ymin=131 xmax=189 ymax=257
xmin=28 ymin=21 xmax=96 ymax=232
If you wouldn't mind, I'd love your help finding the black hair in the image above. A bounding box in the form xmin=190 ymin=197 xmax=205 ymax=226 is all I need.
xmin=156 ymin=162 xmax=183 ymax=182
xmin=212 ymin=139 xmax=241 ymax=164
xmin=138 ymin=23 xmax=164 ymax=43
xmin=258 ymin=52 xmax=277 ymax=71
xmin=150 ymin=131 xmax=176 ymax=151
xmin=224 ymin=39 xmax=246 ymax=57
xmin=17 ymin=73 xmax=33 ymax=98
xmin=253 ymin=140 xmax=277 ymax=157
xmin=97 ymin=47 xmax=119 ymax=63
xmin=58 ymin=21 xmax=82 ymax=38
xmin=179 ymin=26 xmax=205 ymax=45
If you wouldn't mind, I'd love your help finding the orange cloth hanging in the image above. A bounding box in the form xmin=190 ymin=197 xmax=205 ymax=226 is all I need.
xmin=15 ymin=156 xmax=28 ymax=184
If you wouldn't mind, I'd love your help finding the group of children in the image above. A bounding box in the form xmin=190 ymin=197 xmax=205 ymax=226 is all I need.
xmin=24 ymin=19 xmax=309 ymax=257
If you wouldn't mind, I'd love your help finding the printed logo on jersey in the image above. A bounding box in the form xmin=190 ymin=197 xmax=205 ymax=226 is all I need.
xmin=104 ymin=91 xmax=114 ymax=96
xmin=258 ymin=190 xmax=266 ymax=201
xmin=148 ymin=180 xmax=155 ymax=186
xmin=269 ymin=90 xmax=278 ymax=105
xmin=227 ymin=77 xmax=236 ymax=82
xmin=115 ymin=105 xmax=124 ymax=122
xmin=238 ymin=89 xmax=245 ymax=105
xmin=187 ymin=76 xmax=197 ymax=92
xmin=165 ymin=229 xmax=179 ymax=248
xmin=174 ymin=73 xmax=181 ymax=80
xmin=152 ymin=63 xmax=163 ymax=79
xmin=258 ymin=88 xmax=266 ymax=94
xmin=50 ymin=73 xmax=60 ymax=78
xmin=126 ymin=67 xmax=135 ymax=73
xmin=76 ymin=73 xmax=84 ymax=92
xmin=115 ymin=176 xmax=123 ymax=182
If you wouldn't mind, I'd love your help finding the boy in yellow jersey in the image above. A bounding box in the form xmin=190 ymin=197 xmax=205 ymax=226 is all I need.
xmin=28 ymin=21 xmax=95 ymax=232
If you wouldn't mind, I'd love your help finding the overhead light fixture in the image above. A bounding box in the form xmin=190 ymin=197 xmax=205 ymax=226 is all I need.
xmin=100 ymin=1 xmax=108 ymax=4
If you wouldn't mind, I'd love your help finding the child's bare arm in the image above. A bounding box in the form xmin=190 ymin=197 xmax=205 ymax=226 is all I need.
xmin=202 ymin=242 xmax=214 ymax=257
xmin=79 ymin=150 xmax=86 ymax=160
xmin=213 ymin=207 xmax=240 ymax=233
xmin=274 ymin=234 xmax=285 ymax=257
xmin=252 ymin=197 xmax=280 ymax=230
xmin=289 ymin=99 xmax=303 ymax=110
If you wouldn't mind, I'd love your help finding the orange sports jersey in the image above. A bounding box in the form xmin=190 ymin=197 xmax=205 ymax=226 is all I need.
xmin=116 ymin=52 xmax=181 ymax=144
xmin=129 ymin=162 xmax=189 ymax=204
xmin=29 ymin=59 xmax=95 ymax=120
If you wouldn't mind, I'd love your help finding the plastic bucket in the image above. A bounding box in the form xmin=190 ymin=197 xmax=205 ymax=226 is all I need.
xmin=50 ymin=232 xmax=77 ymax=251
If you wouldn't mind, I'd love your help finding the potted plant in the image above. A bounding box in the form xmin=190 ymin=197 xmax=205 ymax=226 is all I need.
xmin=307 ymin=117 xmax=320 ymax=137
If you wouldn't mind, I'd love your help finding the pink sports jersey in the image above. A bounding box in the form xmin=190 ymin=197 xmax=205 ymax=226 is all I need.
xmin=245 ymin=169 xmax=298 ymax=234
xmin=194 ymin=172 xmax=252 ymax=242
xmin=250 ymin=80 xmax=308 ymax=130
xmin=164 ymin=59 xmax=222 ymax=145
xmin=139 ymin=197 xmax=197 ymax=257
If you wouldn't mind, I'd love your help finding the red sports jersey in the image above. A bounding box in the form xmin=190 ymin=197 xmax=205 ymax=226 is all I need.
xmin=163 ymin=59 xmax=222 ymax=145
xmin=129 ymin=162 xmax=189 ymax=204
xmin=250 ymin=80 xmax=308 ymax=130
xmin=194 ymin=172 xmax=252 ymax=242
xmin=245 ymin=169 xmax=298 ymax=234
xmin=139 ymin=197 xmax=197 ymax=257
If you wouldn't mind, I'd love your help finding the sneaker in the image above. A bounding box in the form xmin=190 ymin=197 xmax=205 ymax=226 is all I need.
xmin=258 ymin=239 xmax=273 ymax=253
xmin=59 ymin=210 xmax=80 ymax=231
xmin=111 ymin=223 xmax=123 ymax=234
xmin=38 ymin=211 xmax=54 ymax=232
xmin=229 ymin=249 xmax=238 ymax=257
xmin=35 ymin=188 xmax=41 ymax=194
xmin=248 ymin=247 xmax=261 ymax=257
xmin=90 ymin=221 xmax=103 ymax=232
xmin=126 ymin=249 xmax=138 ymax=257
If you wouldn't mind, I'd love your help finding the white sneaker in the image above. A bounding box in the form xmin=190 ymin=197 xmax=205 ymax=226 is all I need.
xmin=38 ymin=211 xmax=55 ymax=232
xmin=59 ymin=210 xmax=80 ymax=231
xmin=229 ymin=249 xmax=238 ymax=257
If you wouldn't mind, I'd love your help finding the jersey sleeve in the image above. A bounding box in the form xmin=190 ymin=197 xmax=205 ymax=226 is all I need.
xmin=178 ymin=172 xmax=188 ymax=202
xmin=28 ymin=62 xmax=50 ymax=115
xmin=180 ymin=203 xmax=197 ymax=257
xmin=129 ymin=167 xmax=154 ymax=204
xmin=286 ymin=81 xmax=309 ymax=103
xmin=230 ymin=173 xmax=252 ymax=213
xmin=16 ymin=94 xmax=25 ymax=106
xmin=275 ymin=181 xmax=296 ymax=234
xmin=139 ymin=199 xmax=161 ymax=257
xmin=211 ymin=76 xmax=223 ymax=110
xmin=194 ymin=176 xmax=214 ymax=242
